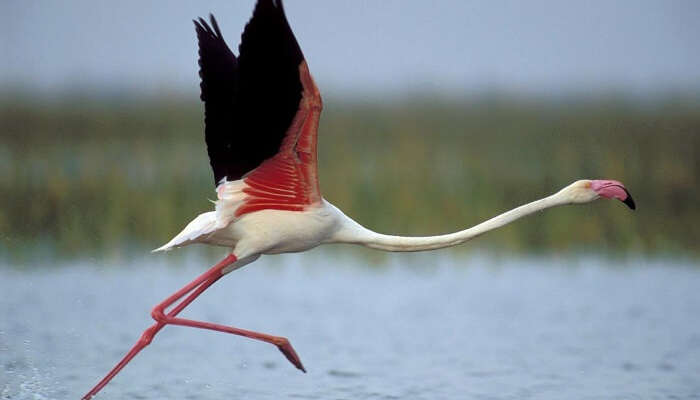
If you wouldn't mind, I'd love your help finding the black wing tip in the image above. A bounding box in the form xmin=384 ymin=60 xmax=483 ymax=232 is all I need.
xmin=272 ymin=0 xmax=285 ymax=11
xmin=194 ymin=14 xmax=223 ymax=40
xmin=193 ymin=18 xmax=204 ymax=33
xmin=208 ymin=14 xmax=223 ymax=38
xmin=194 ymin=17 xmax=208 ymax=36
xmin=195 ymin=1 xmax=288 ymax=38
xmin=241 ymin=0 xmax=303 ymax=60
xmin=251 ymin=0 xmax=288 ymax=20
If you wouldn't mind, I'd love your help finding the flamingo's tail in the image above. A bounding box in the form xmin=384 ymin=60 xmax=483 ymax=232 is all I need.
xmin=152 ymin=212 xmax=219 ymax=252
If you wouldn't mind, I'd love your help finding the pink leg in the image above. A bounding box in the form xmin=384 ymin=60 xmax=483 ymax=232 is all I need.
xmin=82 ymin=254 xmax=235 ymax=399
xmin=83 ymin=254 xmax=304 ymax=400
xmin=151 ymin=308 xmax=306 ymax=374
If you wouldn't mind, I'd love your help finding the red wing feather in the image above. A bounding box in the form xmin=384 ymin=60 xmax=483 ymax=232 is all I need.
xmin=236 ymin=61 xmax=323 ymax=217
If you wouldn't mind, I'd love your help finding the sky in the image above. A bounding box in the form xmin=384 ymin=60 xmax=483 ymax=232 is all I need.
xmin=2 ymin=0 xmax=699 ymax=99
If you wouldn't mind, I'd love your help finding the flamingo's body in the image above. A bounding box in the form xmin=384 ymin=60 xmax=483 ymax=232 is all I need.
xmin=154 ymin=184 xmax=339 ymax=257
xmin=83 ymin=1 xmax=635 ymax=398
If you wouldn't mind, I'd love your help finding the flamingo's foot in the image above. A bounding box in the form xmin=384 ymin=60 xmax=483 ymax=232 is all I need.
xmin=275 ymin=337 xmax=306 ymax=373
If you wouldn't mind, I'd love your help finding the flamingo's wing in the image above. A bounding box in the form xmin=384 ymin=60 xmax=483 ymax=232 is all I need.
xmin=195 ymin=0 xmax=323 ymax=217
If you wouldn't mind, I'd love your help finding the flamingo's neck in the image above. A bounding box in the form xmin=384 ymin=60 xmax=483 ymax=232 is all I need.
xmin=328 ymin=192 xmax=567 ymax=252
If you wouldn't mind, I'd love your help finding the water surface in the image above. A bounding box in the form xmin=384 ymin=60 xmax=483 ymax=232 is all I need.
xmin=1 ymin=253 xmax=699 ymax=399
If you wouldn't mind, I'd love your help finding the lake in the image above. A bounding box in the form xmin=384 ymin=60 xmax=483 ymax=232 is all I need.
xmin=1 ymin=252 xmax=699 ymax=399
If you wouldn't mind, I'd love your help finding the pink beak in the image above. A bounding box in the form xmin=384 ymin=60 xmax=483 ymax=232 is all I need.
xmin=591 ymin=180 xmax=636 ymax=210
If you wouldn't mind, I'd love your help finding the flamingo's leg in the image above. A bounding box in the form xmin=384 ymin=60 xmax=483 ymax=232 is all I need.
xmin=83 ymin=253 xmax=305 ymax=400
xmin=82 ymin=254 xmax=237 ymax=400
xmin=150 ymin=309 xmax=306 ymax=373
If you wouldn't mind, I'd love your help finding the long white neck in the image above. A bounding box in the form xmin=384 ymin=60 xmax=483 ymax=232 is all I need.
xmin=328 ymin=191 xmax=569 ymax=252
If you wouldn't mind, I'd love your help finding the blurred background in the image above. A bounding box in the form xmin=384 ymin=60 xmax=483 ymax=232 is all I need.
xmin=1 ymin=0 xmax=699 ymax=260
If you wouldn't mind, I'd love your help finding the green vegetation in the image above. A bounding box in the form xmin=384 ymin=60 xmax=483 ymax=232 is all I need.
xmin=1 ymin=94 xmax=698 ymax=260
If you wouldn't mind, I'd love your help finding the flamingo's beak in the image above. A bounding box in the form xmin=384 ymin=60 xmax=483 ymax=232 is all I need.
xmin=591 ymin=180 xmax=636 ymax=210
xmin=620 ymin=188 xmax=636 ymax=210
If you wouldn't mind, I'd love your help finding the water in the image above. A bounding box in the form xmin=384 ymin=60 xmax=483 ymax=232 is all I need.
xmin=1 ymin=252 xmax=699 ymax=399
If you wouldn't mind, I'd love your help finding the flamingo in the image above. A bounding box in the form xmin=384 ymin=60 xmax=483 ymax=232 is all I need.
xmin=82 ymin=0 xmax=635 ymax=398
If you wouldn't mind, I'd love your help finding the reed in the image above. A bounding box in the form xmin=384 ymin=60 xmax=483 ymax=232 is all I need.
xmin=1 ymin=94 xmax=698 ymax=260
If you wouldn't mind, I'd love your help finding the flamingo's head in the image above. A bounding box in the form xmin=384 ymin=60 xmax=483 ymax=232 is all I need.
xmin=561 ymin=179 xmax=636 ymax=210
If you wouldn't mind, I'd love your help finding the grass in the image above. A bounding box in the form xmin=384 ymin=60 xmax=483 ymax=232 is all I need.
xmin=1 ymin=94 xmax=698 ymax=261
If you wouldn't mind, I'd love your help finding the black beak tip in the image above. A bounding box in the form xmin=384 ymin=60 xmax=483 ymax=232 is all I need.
xmin=622 ymin=189 xmax=636 ymax=210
